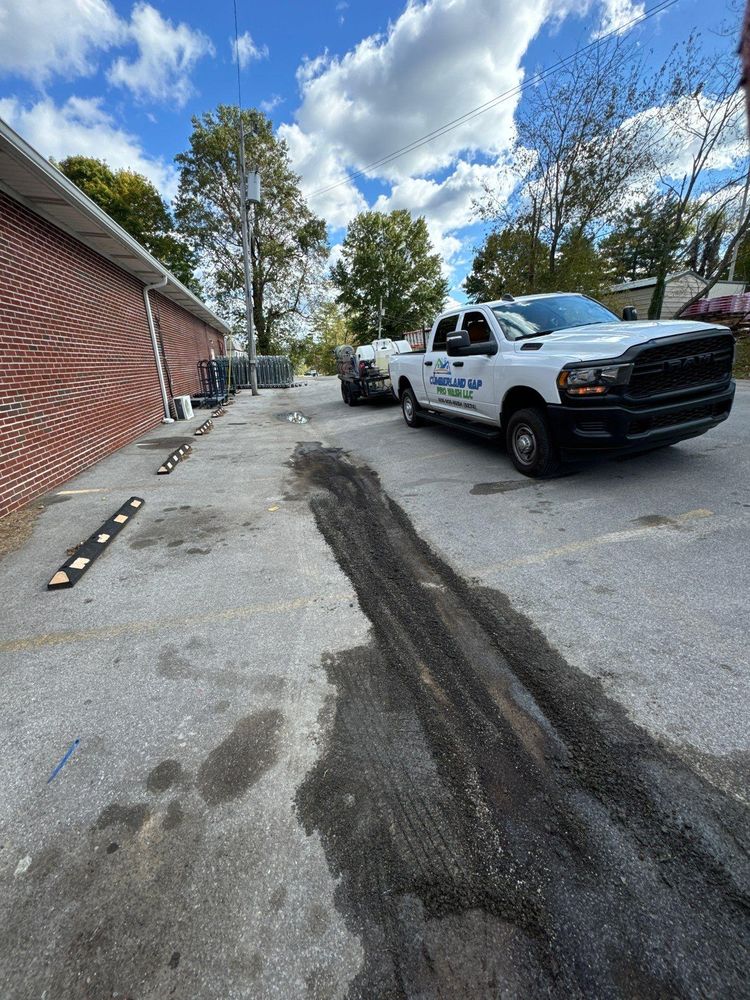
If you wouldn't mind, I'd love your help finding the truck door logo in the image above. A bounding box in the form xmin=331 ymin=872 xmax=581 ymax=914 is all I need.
xmin=434 ymin=356 xmax=451 ymax=374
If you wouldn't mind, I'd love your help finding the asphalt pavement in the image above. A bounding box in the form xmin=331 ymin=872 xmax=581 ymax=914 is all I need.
xmin=0 ymin=376 xmax=747 ymax=999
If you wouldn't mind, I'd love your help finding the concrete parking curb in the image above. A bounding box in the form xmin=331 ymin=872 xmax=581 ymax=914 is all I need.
xmin=157 ymin=444 xmax=192 ymax=475
xmin=47 ymin=497 xmax=145 ymax=590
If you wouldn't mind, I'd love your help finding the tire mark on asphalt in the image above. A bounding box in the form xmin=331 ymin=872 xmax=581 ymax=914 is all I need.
xmin=291 ymin=442 xmax=750 ymax=1000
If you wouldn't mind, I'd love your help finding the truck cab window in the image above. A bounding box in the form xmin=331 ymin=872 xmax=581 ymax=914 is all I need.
xmin=432 ymin=315 xmax=458 ymax=350
xmin=462 ymin=311 xmax=493 ymax=344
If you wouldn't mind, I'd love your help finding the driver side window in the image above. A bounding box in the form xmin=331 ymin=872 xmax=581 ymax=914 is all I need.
xmin=432 ymin=314 xmax=458 ymax=350
xmin=461 ymin=310 xmax=494 ymax=344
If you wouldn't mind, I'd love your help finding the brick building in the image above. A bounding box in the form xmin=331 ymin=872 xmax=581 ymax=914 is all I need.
xmin=0 ymin=120 xmax=229 ymax=517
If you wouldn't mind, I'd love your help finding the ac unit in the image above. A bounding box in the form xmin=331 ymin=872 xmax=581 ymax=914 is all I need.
xmin=172 ymin=395 xmax=194 ymax=420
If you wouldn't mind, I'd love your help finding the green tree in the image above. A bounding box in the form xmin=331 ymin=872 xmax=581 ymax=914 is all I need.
xmin=174 ymin=106 xmax=328 ymax=354
xmin=465 ymin=227 xmax=550 ymax=301
xmin=295 ymin=300 xmax=353 ymax=374
xmin=56 ymin=156 xmax=200 ymax=293
xmin=331 ymin=210 xmax=447 ymax=343
xmin=599 ymin=196 xmax=688 ymax=284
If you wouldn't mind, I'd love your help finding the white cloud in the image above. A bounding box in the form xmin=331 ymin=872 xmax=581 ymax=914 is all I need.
xmin=373 ymin=159 xmax=516 ymax=263
xmin=278 ymin=121 xmax=366 ymax=229
xmin=230 ymin=30 xmax=268 ymax=69
xmin=0 ymin=0 xmax=125 ymax=84
xmin=260 ymin=94 xmax=284 ymax=114
xmin=593 ymin=0 xmax=645 ymax=39
xmin=0 ymin=95 xmax=178 ymax=198
xmin=289 ymin=0 xmax=555 ymax=187
xmin=282 ymin=0 xmax=591 ymax=274
xmin=108 ymin=3 xmax=214 ymax=106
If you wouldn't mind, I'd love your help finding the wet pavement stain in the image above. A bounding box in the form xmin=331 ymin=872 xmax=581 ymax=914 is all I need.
xmin=470 ymin=480 xmax=535 ymax=495
xmin=292 ymin=441 xmax=750 ymax=1000
xmin=197 ymin=710 xmax=283 ymax=805
xmin=94 ymin=802 xmax=150 ymax=833
xmin=147 ymin=760 xmax=183 ymax=794
xmin=632 ymin=513 xmax=680 ymax=528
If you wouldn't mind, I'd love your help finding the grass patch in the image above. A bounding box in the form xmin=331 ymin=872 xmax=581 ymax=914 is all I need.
xmin=734 ymin=334 xmax=750 ymax=379
xmin=0 ymin=503 xmax=42 ymax=560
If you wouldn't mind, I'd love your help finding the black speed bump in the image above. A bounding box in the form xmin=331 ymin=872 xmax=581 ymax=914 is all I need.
xmin=194 ymin=419 xmax=213 ymax=436
xmin=48 ymin=497 xmax=145 ymax=590
xmin=157 ymin=443 xmax=192 ymax=475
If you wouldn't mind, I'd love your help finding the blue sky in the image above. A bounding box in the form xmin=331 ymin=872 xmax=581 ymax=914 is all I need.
xmin=0 ymin=0 xmax=742 ymax=305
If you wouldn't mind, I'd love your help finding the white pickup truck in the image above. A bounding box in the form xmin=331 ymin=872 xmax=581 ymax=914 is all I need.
xmin=389 ymin=293 xmax=735 ymax=477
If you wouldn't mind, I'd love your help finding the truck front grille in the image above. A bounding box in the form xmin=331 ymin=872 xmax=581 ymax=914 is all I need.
xmin=629 ymin=398 xmax=732 ymax=435
xmin=627 ymin=334 xmax=734 ymax=399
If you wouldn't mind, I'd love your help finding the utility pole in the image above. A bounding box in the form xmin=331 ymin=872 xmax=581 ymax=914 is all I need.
xmin=238 ymin=115 xmax=260 ymax=395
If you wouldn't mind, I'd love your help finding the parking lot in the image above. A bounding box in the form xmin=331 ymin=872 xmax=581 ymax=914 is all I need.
xmin=1 ymin=375 xmax=748 ymax=998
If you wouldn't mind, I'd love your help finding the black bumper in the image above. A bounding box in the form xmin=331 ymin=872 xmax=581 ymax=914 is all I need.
xmin=548 ymin=383 xmax=735 ymax=456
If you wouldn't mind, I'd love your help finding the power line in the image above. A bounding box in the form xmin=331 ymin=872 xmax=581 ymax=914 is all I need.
xmin=307 ymin=0 xmax=680 ymax=200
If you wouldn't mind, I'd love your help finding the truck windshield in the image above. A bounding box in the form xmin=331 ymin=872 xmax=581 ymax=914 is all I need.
xmin=491 ymin=296 xmax=619 ymax=341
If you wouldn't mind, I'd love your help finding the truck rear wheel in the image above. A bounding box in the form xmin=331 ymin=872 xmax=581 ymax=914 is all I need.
xmin=506 ymin=407 xmax=560 ymax=478
xmin=401 ymin=386 xmax=424 ymax=427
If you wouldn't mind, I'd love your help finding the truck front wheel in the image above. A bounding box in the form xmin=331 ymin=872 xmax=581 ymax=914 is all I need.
xmin=401 ymin=386 xmax=424 ymax=427
xmin=506 ymin=407 xmax=560 ymax=478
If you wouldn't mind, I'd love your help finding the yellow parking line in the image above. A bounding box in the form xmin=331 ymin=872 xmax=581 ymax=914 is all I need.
xmin=56 ymin=488 xmax=110 ymax=495
xmin=476 ymin=508 xmax=713 ymax=576
xmin=0 ymin=591 xmax=355 ymax=654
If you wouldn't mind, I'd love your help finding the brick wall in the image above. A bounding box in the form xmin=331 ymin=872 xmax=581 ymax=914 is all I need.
xmin=0 ymin=192 xmax=224 ymax=517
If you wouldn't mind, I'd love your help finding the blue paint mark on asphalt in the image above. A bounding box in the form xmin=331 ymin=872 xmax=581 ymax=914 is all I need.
xmin=47 ymin=738 xmax=80 ymax=783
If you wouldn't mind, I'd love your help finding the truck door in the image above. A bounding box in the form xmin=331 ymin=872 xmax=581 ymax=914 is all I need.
xmin=423 ymin=313 xmax=459 ymax=408
xmin=439 ymin=309 xmax=499 ymax=421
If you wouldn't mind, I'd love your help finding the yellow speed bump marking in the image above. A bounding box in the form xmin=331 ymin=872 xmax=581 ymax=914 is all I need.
xmin=476 ymin=508 xmax=713 ymax=577
xmin=267 ymin=505 xmax=280 ymax=512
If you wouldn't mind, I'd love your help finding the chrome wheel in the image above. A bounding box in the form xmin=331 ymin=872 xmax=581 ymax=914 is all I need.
xmin=512 ymin=423 xmax=537 ymax=467
xmin=403 ymin=394 xmax=414 ymax=422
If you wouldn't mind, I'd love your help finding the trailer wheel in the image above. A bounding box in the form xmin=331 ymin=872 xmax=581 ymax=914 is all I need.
xmin=340 ymin=380 xmax=349 ymax=404
xmin=506 ymin=407 xmax=560 ymax=478
xmin=401 ymin=386 xmax=424 ymax=427
xmin=349 ymin=388 xmax=360 ymax=406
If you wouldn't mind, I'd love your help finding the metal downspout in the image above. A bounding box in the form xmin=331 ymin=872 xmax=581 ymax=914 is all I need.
xmin=143 ymin=275 xmax=173 ymax=423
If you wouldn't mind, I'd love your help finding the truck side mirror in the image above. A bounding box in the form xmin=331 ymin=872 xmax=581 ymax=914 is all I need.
xmin=446 ymin=330 xmax=470 ymax=356
xmin=447 ymin=330 xmax=498 ymax=357
xmin=622 ymin=306 xmax=638 ymax=321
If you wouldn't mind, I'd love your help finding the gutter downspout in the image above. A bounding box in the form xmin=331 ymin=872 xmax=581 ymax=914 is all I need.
xmin=143 ymin=275 xmax=173 ymax=423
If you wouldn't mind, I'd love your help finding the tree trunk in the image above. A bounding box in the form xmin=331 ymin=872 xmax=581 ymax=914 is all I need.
xmin=648 ymin=271 xmax=667 ymax=319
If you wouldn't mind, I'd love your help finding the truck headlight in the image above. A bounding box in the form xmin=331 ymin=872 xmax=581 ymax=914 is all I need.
xmin=557 ymin=363 xmax=633 ymax=396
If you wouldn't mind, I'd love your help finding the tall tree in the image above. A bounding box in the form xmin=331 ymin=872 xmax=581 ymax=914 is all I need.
xmin=465 ymin=227 xmax=550 ymax=301
xmin=331 ymin=210 xmax=447 ymax=343
xmin=57 ymin=156 xmax=200 ymax=292
xmin=174 ymin=106 xmax=328 ymax=354
xmin=646 ymin=37 xmax=750 ymax=317
xmin=478 ymin=35 xmax=657 ymax=288
xmin=599 ymin=195 xmax=689 ymax=284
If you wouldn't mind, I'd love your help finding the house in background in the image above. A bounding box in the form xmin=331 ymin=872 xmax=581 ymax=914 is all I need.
xmin=608 ymin=270 xmax=746 ymax=320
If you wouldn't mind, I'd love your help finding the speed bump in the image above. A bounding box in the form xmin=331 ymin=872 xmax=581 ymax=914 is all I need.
xmin=194 ymin=419 xmax=213 ymax=436
xmin=157 ymin=444 xmax=192 ymax=475
xmin=47 ymin=497 xmax=145 ymax=590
